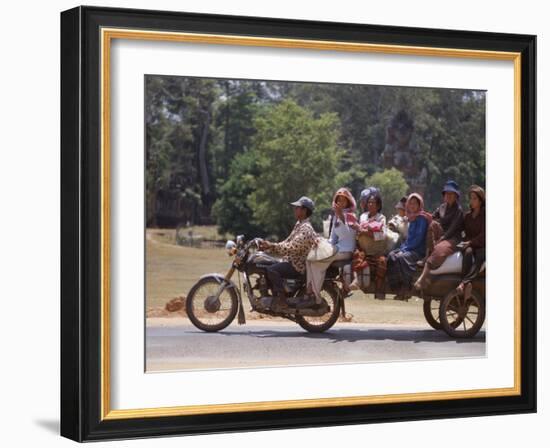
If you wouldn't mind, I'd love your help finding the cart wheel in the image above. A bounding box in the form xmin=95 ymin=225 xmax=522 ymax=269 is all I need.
xmin=439 ymin=288 xmax=485 ymax=338
xmin=422 ymin=298 xmax=442 ymax=330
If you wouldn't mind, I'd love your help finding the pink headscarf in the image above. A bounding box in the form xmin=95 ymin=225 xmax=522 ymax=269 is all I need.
xmin=332 ymin=187 xmax=356 ymax=212
xmin=406 ymin=193 xmax=432 ymax=223
xmin=332 ymin=187 xmax=357 ymax=225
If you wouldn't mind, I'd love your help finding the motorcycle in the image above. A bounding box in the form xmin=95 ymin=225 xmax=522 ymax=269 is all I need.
xmin=185 ymin=235 xmax=346 ymax=333
xmin=185 ymin=236 xmax=486 ymax=338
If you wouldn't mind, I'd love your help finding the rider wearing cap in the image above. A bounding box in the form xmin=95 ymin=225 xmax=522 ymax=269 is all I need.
xmin=258 ymin=196 xmax=318 ymax=310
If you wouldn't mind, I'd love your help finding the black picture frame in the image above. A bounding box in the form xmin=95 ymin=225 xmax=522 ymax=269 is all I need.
xmin=61 ymin=5 xmax=536 ymax=442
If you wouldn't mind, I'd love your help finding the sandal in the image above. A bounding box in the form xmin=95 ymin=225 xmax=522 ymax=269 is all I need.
xmin=414 ymin=276 xmax=431 ymax=291
xmin=342 ymin=286 xmax=353 ymax=298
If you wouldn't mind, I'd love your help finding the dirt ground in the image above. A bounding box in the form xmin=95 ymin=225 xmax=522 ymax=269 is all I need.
xmin=146 ymin=228 xmax=427 ymax=325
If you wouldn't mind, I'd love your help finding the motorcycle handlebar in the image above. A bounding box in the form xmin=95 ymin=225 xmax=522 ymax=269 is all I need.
xmin=245 ymin=238 xmax=261 ymax=251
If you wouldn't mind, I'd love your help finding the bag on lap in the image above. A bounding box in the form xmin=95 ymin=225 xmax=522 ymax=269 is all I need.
xmin=307 ymin=238 xmax=338 ymax=261
xmin=429 ymin=251 xmax=463 ymax=275
xmin=357 ymin=233 xmax=386 ymax=256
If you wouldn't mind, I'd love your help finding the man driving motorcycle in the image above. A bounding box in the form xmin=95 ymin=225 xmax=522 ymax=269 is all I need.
xmin=258 ymin=196 xmax=317 ymax=310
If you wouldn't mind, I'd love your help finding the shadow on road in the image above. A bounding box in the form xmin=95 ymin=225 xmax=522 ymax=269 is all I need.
xmin=215 ymin=327 xmax=486 ymax=344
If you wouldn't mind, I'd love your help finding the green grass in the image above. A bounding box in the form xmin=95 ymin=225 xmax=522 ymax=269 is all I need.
xmin=146 ymin=231 xmax=230 ymax=308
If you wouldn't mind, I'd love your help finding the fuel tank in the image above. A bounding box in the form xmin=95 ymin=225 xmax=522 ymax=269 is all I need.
xmin=247 ymin=252 xmax=281 ymax=266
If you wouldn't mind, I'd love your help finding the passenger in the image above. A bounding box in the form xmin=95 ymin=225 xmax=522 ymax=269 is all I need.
xmin=456 ymin=185 xmax=486 ymax=300
xmin=304 ymin=188 xmax=357 ymax=307
xmin=350 ymin=191 xmax=387 ymax=300
xmin=387 ymin=193 xmax=432 ymax=300
xmin=347 ymin=188 xmax=379 ymax=275
xmin=414 ymin=180 xmax=464 ymax=290
xmin=388 ymin=195 xmax=409 ymax=245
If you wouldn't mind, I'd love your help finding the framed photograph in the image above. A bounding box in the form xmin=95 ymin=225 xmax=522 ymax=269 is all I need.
xmin=60 ymin=6 xmax=536 ymax=442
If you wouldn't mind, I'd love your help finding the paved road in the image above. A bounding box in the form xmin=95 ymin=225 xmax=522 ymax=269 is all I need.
xmin=146 ymin=319 xmax=486 ymax=372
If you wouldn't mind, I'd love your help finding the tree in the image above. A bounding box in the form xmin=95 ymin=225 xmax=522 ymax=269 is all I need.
xmin=211 ymin=151 xmax=263 ymax=238
xmin=211 ymin=80 xmax=264 ymax=180
xmin=145 ymin=76 xmax=176 ymax=226
xmin=409 ymin=89 xmax=486 ymax=210
xmin=364 ymin=169 xmax=409 ymax=217
xmin=145 ymin=75 xmax=485 ymax=228
xmin=212 ymin=98 xmax=343 ymax=238
xmin=145 ymin=76 xmax=222 ymax=225
xmin=245 ymin=100 xmax=343 ymax=238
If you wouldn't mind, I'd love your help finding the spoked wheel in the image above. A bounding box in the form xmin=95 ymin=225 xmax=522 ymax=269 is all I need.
xmin=423 ymin=298 xmax=442 ymax=330
xmin=424 ymin=298 xmax=463 ymax=331
xmin=296 ymin=283 xmax=340 ymax=333
xmin=185 ymin=276 xmax=238 ymax=332
xmin=439 ymin=288 xmax=485 ymax=338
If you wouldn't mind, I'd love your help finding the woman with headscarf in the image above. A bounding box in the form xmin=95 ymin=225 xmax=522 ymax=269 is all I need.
xmin=303 ymin=188 xmax=357 ymax=307
xmin=387 ymin=193 xmax=432 ymax=300
xmin=456 ymin=185 xmax=486 ymax=300
xmin=414 ymin=180 xmax=464 ymax=290
xmin=349 ymin=191 xmax=387 ymax=299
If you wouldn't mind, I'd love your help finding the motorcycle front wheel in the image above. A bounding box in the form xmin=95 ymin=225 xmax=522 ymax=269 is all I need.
xmin=296 ymin=283 xmax=340 ymax=333
xmin=185 ymin=276 xmax=239 ymax=332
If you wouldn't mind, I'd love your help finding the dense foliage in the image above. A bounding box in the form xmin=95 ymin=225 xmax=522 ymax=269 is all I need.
xmin=145 ymin=76 xmax=485 ymax=238
xmin=364 ymin=169 xmax=409 ymax=217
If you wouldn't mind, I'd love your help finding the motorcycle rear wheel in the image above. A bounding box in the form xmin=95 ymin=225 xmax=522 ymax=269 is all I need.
xmin=296 ymin=283 xmax=340 ymax=333
xmin=185 ymin=276 xmax=239 ymax=332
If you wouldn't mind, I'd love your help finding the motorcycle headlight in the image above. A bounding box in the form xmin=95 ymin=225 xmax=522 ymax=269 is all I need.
xmin=225 ymin=240 xmax=237 ymax=256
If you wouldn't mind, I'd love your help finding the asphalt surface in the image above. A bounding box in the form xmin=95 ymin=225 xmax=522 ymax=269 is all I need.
xmin=145 ymin=319 xmax=486 ymax=372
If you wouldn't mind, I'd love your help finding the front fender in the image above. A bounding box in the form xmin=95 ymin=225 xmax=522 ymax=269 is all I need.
xmin=199 ymin=273 xmax=240 ymax=294
xmin=199 ymin=273 xmax=246 ymax=325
